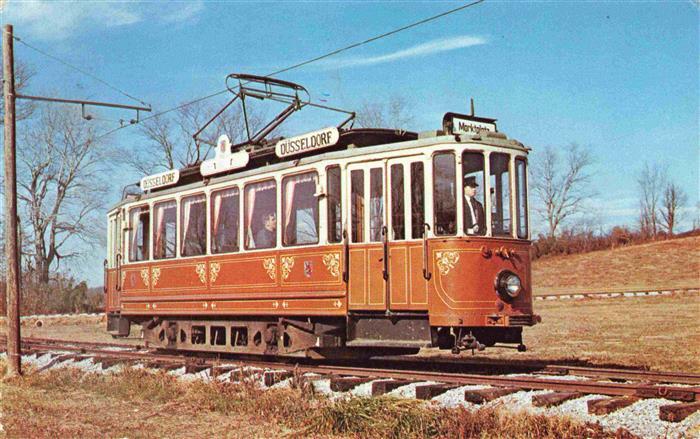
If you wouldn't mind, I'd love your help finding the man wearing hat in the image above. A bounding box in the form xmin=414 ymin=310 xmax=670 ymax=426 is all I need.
xmin=464 ymin=176 xmax=485 ymax=235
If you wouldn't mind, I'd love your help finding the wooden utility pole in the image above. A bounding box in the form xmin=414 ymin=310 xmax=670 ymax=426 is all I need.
xmin=3 ymin=24 xmax=21 ymax=376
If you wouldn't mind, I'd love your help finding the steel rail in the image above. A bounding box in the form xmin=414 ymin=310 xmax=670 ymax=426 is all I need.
xmin=3 ymin=336 xmax=700 ymax=402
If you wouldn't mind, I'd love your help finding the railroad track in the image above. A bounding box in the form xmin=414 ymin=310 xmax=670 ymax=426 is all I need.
xmin=2 ymin=336 xmax=699 ymax=422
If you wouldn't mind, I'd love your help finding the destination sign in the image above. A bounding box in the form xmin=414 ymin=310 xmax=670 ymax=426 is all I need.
xmin=140 ymin=169 xmax=180 ymax=191
xmin=275 ymin=127 xmax=339 ymax=158
xmin=200 ymin=134 xmax=250 ymax=177
xmin=451 ymin=116 xmax=496 ymax=135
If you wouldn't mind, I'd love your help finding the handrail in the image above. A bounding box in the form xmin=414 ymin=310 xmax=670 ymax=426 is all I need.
xmin=103 ymin=259 xmax=108 ymax=295
xmin=116 ymin=253 xmax=123 ymax=291
xmin=422 ymin=223 xmax=432 ymax=281
xmin=382 ymin=226 xmax=389 ymax=281
xmin=342 ymin=229 xmax=349 ymax=283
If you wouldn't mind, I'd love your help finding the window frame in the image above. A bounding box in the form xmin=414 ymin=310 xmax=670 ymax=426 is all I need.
xmin=410 ymin=161 xmax=426 ymax=240
xmin=488 ymin=152 xmax=514 ymax=238
xmin=461 ymin=149 xmax=487 ymax=237
xmin=432 ymin=150 xmax=458 ymax=236
xmin=515 ymin=156 xmax=529 ymax=240
xmin=153 ymin=198 xmax=178 ymax=260
xmin=128 ymin=204 xmax=150 ymax=263
xmin=326 ymin=165 xmax=343 ymax=244
xmin=179 ymin=192 xmax=208 ymax=258
xmin=281 ymin=170 xmax=320 ymax=247
xmin=210 ymin=185 xmax=241 ymax=255
xmin=243 ymin=177 xmax=278 ymax=251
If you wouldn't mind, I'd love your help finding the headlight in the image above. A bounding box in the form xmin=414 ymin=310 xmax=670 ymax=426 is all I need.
xmin=496 ymin=271 xmax=522 ymax=299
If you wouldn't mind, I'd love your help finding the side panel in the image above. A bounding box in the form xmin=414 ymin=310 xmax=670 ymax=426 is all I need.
xmin=119 ymin=245 xmax=346 ymax=316
xmin=426 ymin=237 xmax=533 ymax=327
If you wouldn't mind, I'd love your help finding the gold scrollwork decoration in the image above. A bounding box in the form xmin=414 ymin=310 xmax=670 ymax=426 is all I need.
xmin=263 ymin=257 xmax=276 ymax=280
xmin=281 ymin=256 xmax=295 ymax=280
xmin=151 ymin=267 xmax=161 ymax=287
xmin=195 ymin=263 xmax=207 ymax=285
xmin=140 ymin=268 xmax=150 ymax=287
xmin=209 ymin=262 xmax=221 ymax=284
xmin=322 ymin=253 xmax=340 ymax=278
xmin=436 ymin=251 xmax=460 ymax=275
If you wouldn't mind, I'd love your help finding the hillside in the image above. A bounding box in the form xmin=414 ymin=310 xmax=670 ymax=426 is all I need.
xmin=532 ymin=235 xmax=700 ymax=295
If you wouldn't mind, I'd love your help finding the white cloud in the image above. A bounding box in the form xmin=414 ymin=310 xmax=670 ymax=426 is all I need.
xmin=3 ymin=2 xmax=141 ymax=40
xmin=2 ymin=1 xmax=204 ymax=41
xmin=318 ymin=35 xmax=488 ymax=70
xmin=160 ymin=1 xmax=204 ymax=24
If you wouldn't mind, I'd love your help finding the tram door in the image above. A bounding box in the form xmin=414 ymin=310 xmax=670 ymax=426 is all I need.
xmin=346 ymin=157 xmax=428 ymax=311
xmin=106 ymin=210 xmax=123 ymax=310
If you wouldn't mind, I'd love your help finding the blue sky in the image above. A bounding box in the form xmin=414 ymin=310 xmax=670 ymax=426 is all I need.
xmin=1 ymin=1 xmax=698 ymax=286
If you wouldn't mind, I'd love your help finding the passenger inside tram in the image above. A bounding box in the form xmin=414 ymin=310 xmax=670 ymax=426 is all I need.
xmin=245 ymin=180 xmax=277 ymax=249
xmin=463 ymin=176 xmax=485 ymax=235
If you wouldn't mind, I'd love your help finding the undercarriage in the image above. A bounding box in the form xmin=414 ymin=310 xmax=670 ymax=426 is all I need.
xmin=108 ymin=312 xmax=530 ymax=358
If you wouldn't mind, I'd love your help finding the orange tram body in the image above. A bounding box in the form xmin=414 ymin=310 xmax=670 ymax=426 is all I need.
xmin=104 ymin=75 xmax=539 ymax=358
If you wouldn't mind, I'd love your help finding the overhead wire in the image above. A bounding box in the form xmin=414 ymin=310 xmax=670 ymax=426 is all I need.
xmin=88 ymin=0 xmax=486 ymax=142
xmin=9 ymin=32 xmax=150 ymax=107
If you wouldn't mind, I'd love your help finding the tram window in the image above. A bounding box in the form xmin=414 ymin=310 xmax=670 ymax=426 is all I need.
xmin=490 ymin=153 xmax=512 ymax=237
xmin=283 ymin=171 xmax=319 ymax=246
xmin=462 ymin=152 xmax=486 ymax=236
xmin=327 ymin=166 xmax=342 ymax=243
xmin=411 ymin=162 xmax=425 ymax=239
xmin=433 ymin=152 xmax=457 ymax=235
xmin=369 ymin=168 xmax=384 ymax=242
xmin=245 ymin=179 xmax=277 ymax=250
xmin=351 ymin=170 xmax=364 ymax=243
xmin=390 ymin=164 xmax=405 ymax=240
xmin=211 ymin=187 xmax=240 ymax=254
xmin=181 ymin=194 xmax=207 ymax=257
xmin=129 ymin=206 xmax=150 ymax=262
xmin=153 ymin=200 xmax=177 ymax=260
xmin=515 ymin=158 xmax=529 ymax=239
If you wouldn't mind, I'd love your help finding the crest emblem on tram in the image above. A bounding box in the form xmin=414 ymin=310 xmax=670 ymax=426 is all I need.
xmin=304 ymin=261 xmax=313 ymax=278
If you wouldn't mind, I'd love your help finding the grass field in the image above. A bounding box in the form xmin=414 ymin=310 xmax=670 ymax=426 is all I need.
xmin=532 ymin=235 xmax=700 ymax=295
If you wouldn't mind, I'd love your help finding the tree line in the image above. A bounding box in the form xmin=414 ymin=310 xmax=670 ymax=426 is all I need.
xmin=530 ymin=144 xmax=693 ymax=259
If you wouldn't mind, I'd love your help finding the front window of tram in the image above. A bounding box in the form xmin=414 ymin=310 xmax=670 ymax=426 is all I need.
xmin=490 ymin=153 xmax=512 ymax=237
xmin=462 ymin=151 xmax=486 ymax=236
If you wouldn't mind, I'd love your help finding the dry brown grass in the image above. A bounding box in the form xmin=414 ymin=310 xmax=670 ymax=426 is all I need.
xmin=424 ymin=293 xmax=700 ymax=373
xmin=0 ymin=364 xmax=637 ymax=439
xmin=532 ymin=235 xmax=700 ymax=295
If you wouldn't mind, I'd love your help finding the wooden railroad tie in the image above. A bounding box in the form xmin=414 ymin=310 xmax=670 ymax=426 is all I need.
xmin=659 ymin=401 xmax=700 ymax=422
xmin=329 ymin=377 xmax=374 ymax=392
xmin=463 ymin=387 xmax=520 ymax=404
xmin=263 ymin=370 xmax=294 ymax=387
xmin=587 ymin=396 xmax=639 ymax=415
xmin=415 ymin=384 xmax=459 ymax=400
xmin=95 ymin=358 xmax=128 ymax=370
xmin=532 ymin=391 xmax=581 ymax=407
xmin=635 ymin=385 xmax=697 ymax=402
xmin=210 ymin=365 xmax=239 ymax=378
xmin=371 ymin=380 xmax=416 ymax=396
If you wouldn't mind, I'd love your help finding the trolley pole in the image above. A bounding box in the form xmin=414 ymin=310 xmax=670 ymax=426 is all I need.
xmin=3 ymin=23 xmax=22 ymax=377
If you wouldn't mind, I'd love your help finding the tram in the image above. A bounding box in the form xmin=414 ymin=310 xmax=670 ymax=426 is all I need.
xmin=104 ymin=74 xmax=539 ymax=358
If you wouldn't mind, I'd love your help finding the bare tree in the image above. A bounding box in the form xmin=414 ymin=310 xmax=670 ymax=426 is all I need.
xmin=129 ymin=101 xmax=264 ymax=175
xmin=355 ymin=96 xmax=414 ymax=129
xmin=0 ymin=61 xmax=35 ymax=280
xmin=531 ymin=144 xmax=595 ymax=237
xmin=0 ymin=61 xmax=36 ymax=123
xmin=636 ymin=162 xmax=666 ymax=238
xmin=17 ymin=105 xmax=108 ymax=284
xmin=660 ymin=181 xmax=687 ymax=236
